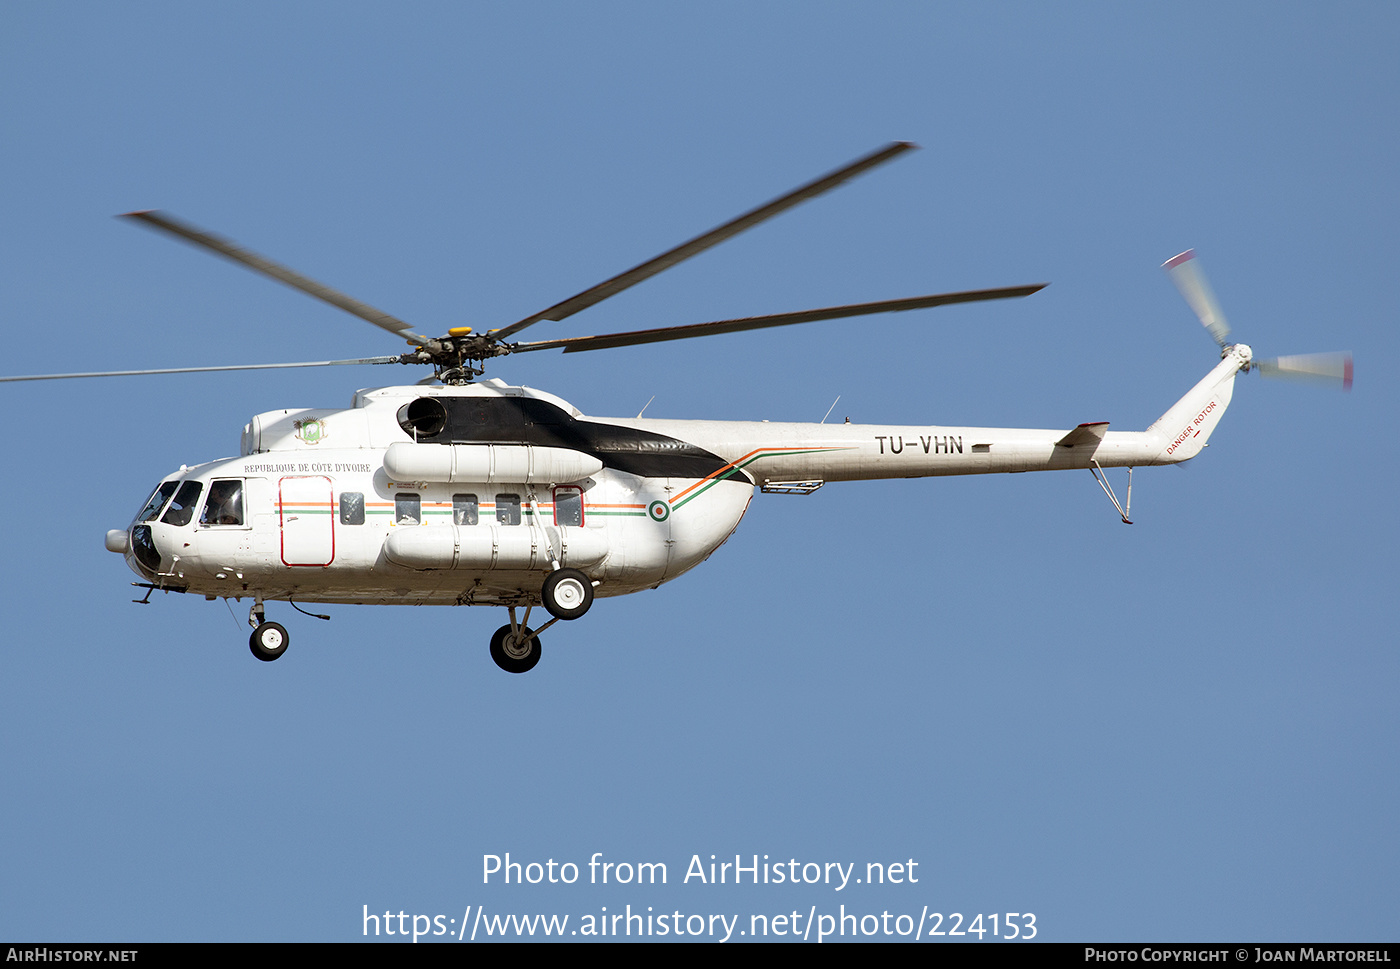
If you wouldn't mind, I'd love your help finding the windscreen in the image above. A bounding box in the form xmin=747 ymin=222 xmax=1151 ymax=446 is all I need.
xmin=134 ymin=481 xmax=178 ymax=524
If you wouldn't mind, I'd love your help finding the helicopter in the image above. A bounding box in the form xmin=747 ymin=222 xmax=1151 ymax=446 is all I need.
xmin=1 ymin=142 xmax=1352 ymax=672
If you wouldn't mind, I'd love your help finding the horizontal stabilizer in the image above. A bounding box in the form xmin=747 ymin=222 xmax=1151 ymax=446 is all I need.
xmin=1056 ymin=422 xmax=1109 ymax=448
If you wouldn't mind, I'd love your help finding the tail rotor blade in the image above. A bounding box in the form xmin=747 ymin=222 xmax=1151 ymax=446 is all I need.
xmin=1255 ymin=352 xmax=1353 ymax=389
xmin=1163 ymin=249 xmax=1231 ymax=347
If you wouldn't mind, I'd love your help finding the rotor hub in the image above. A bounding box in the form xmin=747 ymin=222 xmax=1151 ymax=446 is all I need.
xmin=399 ymin=332 xmax=518 ymax=383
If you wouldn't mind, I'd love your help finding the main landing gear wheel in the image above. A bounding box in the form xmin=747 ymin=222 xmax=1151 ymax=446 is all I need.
xmin=249 ymin=621 xmax=289 ymax=662
xmin=541 ymin=568 xmax=593 ymax=621
xmin=490 ymin=624 xmax=542 ymax=674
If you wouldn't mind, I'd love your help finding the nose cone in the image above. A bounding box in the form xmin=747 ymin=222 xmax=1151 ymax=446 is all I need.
xmin=105 ymin=529 xmax=130 ymax=553
xmin=128 ymin=524 xmax=163 ymax=579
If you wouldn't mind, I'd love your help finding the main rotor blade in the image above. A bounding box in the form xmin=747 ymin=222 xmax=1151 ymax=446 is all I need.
xmin=493 ymin=141 xmax=919 ymax=341
xmin=0 ymin=356 xmax=404 ymax=383
xmin=1255 ymin=352 xmax=1353 ymax=389
xmin=1162 ymin=249 xmax=1231 ymax=347
xmin=510 ymin=284 xmax=1046 ymax=354
xmin=122 ymin=211 xmax=431 ymax=344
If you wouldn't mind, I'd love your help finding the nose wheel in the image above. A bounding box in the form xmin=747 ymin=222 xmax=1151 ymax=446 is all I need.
xmin=249 ymin=621 xmax=289 ymax=662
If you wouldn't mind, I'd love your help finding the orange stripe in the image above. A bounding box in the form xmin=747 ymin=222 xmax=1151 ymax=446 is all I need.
xmin=670 ymin=447 xmax=816 ymax=503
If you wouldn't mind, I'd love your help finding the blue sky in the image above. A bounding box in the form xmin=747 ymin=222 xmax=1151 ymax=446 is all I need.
xmin=1 ymin=2 xmax=1396 ymax=942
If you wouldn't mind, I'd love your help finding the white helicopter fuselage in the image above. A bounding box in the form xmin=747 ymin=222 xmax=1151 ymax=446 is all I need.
xmin=115 ymin=348 xmax=1248 ymax=609
xmin=8 ymin=148 xmax=1334 ymax=670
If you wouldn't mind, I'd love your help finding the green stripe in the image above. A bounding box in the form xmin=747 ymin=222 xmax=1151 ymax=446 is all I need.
xmin=672 ymin=447 xmax=853 ymax=510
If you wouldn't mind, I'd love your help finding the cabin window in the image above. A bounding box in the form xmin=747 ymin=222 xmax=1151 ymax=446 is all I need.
xmin=339 ymin=492 xmax=365 ymax=525
xmin=453 ymin=493 xmax=479 ymax=526
xmin=135 ymin=481 xmax=178 ymax=523
xmin=161 ymin=481 xmax=204 ymax=527
xmin=395 ymin=493 xmax=421 ymax=525
xmin=553 ymin=487 xmax=583 ymax=527
xmin=495 ymin=493 xmax=521 ymax=526
xmin=200 ymin=479 xmax=244 ymax=526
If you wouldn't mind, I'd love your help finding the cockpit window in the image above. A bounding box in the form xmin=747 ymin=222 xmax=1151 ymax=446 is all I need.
xmin=200 ymin=479 xmax=244 ymax=526
xmin=161 ymin=480 xmax=204 ymax=527
xmin=136 ymin=481 xmax=178 ymax=523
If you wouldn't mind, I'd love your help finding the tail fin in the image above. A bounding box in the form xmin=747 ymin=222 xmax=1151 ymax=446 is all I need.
xmin=1147 ymin=346 xmax=1249 ymax=462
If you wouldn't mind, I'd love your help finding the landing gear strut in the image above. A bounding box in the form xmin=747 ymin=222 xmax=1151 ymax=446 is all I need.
xmin=489 ymin=601 xmax=565 ymax=673
xmin=487 ymin=571 xmax=598 ymax=672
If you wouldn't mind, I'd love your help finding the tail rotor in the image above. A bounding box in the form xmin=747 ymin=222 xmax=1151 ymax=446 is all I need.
xmin=1162 ymin=249 xmax=1352 ymax=390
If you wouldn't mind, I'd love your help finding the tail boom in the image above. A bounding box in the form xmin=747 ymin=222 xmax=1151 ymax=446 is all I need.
xmin=616 ymin=350 xmax=1246 ymax=485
